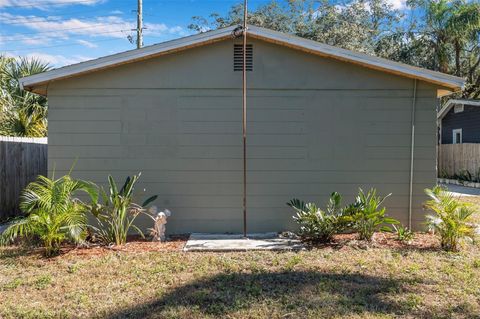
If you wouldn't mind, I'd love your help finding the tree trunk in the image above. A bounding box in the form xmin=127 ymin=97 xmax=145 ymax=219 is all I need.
xmin=455 ymin=40 xmax=461 ymax=76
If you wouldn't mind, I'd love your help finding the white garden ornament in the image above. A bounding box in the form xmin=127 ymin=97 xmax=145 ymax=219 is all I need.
xmin=148 ymin=206 xmax=172 ymax=242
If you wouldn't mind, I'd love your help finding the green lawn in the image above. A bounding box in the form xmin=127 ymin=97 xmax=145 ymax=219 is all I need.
xmin=1 ymin=195 xmax=480 ymax=319
xmin=1 ymin=239 xmax=480 ymax=319
xmin=454 ymin=194 xmax=480 ymax=224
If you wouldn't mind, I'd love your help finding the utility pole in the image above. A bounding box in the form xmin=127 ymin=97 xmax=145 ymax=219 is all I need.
xmin=242 ymin=0 xmax=248 ymax=238
xmin=136 ymin=0 xmax=143 ymax=49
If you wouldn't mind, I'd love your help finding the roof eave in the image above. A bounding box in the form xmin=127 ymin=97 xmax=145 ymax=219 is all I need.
xmin=20 ymin=24 xmax=466 ymax=94
xmin=438 ymin=99 xmax=480 ymax=120
xmin=20 ymin=26 xmax=238 ymax=95
xmin=246 ymin=26 xmax=464 ymax=91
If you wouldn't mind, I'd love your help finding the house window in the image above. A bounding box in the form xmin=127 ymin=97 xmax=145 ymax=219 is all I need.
xmin=452 ymin=128 xmax=462 ymax=144
xmin=454 ymin=104 xmax=464 ymax=113
xmin=234 ymin=44 xmax=253 ymax=71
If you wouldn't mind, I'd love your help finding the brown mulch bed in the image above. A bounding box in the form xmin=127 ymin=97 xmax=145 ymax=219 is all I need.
xmin=0 ymin=235 xmax=189 ymax=259
xmin=62 ymin=234 xmax=189 ymax=258
xmin=328 ymin=232 xmax=440 ymax=250
xmin=2 ymin=232 xmax=441 ymax=259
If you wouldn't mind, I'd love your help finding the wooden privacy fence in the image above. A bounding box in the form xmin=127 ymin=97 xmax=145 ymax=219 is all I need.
xmin=0 ymin=136 xmax=47 ymax=221
xmin=438 ymin=143 xmax=480 ymax=177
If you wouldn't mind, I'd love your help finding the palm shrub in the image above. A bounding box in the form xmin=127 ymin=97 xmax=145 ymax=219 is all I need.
xmin=424 ymin=186 xmax=477 ymax=252
xmin=0 ymin=104 xmax=47 ymax=137
xmin=0 ymin=56 xmax=50 ymax=137
xmin=0 ymin=174 xmax=98 ymax=257
xmin=91 ymin=173 xmax=157 ymax=246
xmin=288 ymin=192 xmax=345 ymax=243
xmin=343 ymin=188 xmax=398 ymax=241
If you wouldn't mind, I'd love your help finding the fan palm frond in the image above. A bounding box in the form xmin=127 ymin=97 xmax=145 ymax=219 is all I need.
xmin=1 ymin=172 xmax=99 ymax=257
xmin=424 ymin=186 xmax=477 ymax=251
xmin=0 ymin=55 xmax=50 ymax=137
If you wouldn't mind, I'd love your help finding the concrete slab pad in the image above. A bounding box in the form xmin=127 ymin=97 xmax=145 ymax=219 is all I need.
xmin=439 ymin=183 xmax=480 ymax=197
xmin=184 ymin=233 xmax=304 ymax=252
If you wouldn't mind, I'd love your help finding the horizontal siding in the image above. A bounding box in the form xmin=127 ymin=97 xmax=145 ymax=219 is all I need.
xmin=47 ymin=38 xmax=438 ymax=233
xmin=49 ymin=145 xmax=435 ymax=160
xmin=49 ymin=158 xmax=435 ymax=172
xmin=441 ymin=105 xmax=480 ymax=144
xmin=48 ymin=89 xmax=436 ymax=233
xmin=47 ymin=133 xmax=435 ymax=148
xmin=52 ymin=170 xmax=435 ymax=184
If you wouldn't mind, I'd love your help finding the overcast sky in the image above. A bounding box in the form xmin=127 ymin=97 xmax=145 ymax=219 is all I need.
xmin=0 ymin=0 xmax=408 ymax=67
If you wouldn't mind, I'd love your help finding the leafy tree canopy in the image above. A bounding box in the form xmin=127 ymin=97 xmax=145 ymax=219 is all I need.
xmin=189 ymin=0 xmax=480 ymax=98
xmin=0 ymin=56 xmax=50 ymax=137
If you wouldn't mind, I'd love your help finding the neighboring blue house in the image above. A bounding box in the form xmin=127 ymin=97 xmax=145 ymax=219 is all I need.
xmin=438 ymin=99 xmax=480 ymax=144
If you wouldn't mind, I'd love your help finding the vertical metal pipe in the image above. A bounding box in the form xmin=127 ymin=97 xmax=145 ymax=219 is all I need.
xmin=408 ymin=79 xmax=417 ymax=229
xmin=242 ymin=0 xmax=248 ymax=238
xmin=437 ymin=117 xmax=441 ymax=177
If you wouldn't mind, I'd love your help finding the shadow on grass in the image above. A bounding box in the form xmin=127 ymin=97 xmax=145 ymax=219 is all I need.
xmin=103 ymin=271 xmax=422 ymax=318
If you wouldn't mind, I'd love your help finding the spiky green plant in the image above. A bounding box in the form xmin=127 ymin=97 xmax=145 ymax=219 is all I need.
xmin=0 ymin=173 xmax=98 ymax=257
xmin=91 ymin=173 xmax=157 ymax=246
xmin=288 ymin=192 xmax=345 ymax=243
xmin=344 ymin=188 xmax=398 ymax=241
xmin=424 ymin=186 xmax=477 ymax=252
xmin=392 ymin=224 xmax=415 ymax=243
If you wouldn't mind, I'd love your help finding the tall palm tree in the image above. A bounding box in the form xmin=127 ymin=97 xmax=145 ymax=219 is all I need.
xmin=413 ymin=0 xmax=480 ymax=75
xmin=0 ymin=56 xmax=51 ymax=137
xmin=447 ymin=0 xmax=480 ymax=76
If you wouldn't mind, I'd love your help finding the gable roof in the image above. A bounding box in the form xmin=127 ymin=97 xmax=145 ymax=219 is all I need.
xmin=438 ymin=99 xmax=480 ymax=120
xmin=20 ymin=25 xmax=465 ymax=95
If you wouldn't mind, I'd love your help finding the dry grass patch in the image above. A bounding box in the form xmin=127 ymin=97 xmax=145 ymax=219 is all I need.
xmin=2 ymin=193 xmax=480 ymax=318
xmin=1 ymin=235 xmax=480 ymax=319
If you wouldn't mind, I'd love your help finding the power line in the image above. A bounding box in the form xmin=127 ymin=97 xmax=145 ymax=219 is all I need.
xmin=0 ymin=36 xmax=128 ymax=52
xmin=0 ymin=5 xmax=132 ymax=24
xmin=0 ymin=21 xmax=132 ymax=36
xmin=0 ymin=22 xmax=131 ymax=38
xmin=0 ymin=0 xmax=125 ymax=9
xmin=0 ymin=15 xmax=129 ymax=26
xmin=0 ymin=0 xmax=206 ymax=54
xmin=1 ymin=0 xmax=268 ymax=9
xmin=0 ymin=28 xmax=132 ymax=42
xmin=0 ymin=13 xmax=124 ymax=25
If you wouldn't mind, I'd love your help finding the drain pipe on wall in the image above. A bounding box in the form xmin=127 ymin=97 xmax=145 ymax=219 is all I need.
xmin=408 ymin=79 xmax=417 ymax=230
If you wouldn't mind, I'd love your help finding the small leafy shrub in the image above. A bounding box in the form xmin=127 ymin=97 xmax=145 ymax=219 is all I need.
xmin=447 ymin=168 xmax=480 ymax=183
xmin=393 ymin=224 xmax=415 ymax=243
xmin=474 ymin=168 xmax=480 ymax=183
xmin=343 ymin=188 xmax=399 ymax=241
xmin=91 ymin=173 xmax=157 ymax=246
xmin=0 ymin=174 xmax=97 ymax=257
xmin=424 ymin=186 xmax=477 ymax=252
xmin=288 ymin=192 xmax=345 ymax=243
xmin=439 ymin=169 xmax=450 ymax=179
xmin=455 ymin=169 xmax=473 ymax=183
